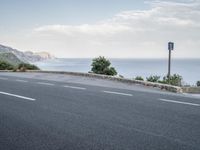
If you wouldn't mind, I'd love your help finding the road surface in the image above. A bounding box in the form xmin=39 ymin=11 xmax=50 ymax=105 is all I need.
xmin=0 ymin=73 xmax=200 ymax=150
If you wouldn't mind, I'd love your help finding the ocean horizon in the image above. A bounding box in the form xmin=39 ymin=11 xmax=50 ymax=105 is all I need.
xmin=34 ymin=58 xmax=200 ymax=85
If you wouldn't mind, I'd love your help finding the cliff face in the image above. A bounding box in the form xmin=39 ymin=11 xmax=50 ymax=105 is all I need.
xmin=33 ymin=52 xmax=55 ymax=59
xmin=0 ymin=44 xmax=54 ymax=63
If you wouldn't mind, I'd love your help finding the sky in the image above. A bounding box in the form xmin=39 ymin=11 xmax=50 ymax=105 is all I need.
xmin=0 ymin=0 xmax=200 ymax=58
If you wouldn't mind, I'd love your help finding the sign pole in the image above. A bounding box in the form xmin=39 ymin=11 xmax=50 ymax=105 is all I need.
xmin=168 ymin=49 xmax=171 ymax=78
xmin=167 ymin=42 xmax=174 ymax=78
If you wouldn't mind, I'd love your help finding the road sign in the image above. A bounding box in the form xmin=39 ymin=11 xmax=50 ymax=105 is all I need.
xmin=168 ymin=42 xmax=174 ymax=51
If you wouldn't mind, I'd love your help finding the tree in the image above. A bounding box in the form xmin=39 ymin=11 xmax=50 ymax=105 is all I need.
xmin=91 ymin=56 xmax=117 ymax=76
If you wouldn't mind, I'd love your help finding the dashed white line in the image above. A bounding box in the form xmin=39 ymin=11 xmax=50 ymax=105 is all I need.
xmin=0 ymin=91 xmax=36 ymax=101
xmin=0 ymin=77 xmax=8 ymax=80
xmin=103 ymin=91 xmax=133 ymax=97
xmin=64 ymin=85 xmax=86 ymax=90
xmin=37 ymin=82 xmax=54 ymax=86
xmin=16 ymin=79 xmax=28 ymax=83
xmin=159 ymin=98 xmax=200 ymax=107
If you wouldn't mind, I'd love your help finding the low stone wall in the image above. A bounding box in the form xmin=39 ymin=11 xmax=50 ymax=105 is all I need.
xmin=0 ymin=70 xmax=13 ymax=72
xmin=0 ymin=70 xmax=187 ymax=93
xmin=25 ymin=70 xmax=183 ymax=93
xmin=182 ymin=87 xmax=200 ymax=94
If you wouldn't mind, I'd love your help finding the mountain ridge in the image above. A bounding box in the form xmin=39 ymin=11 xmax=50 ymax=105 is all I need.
xmin=0 ymin=44 xmax=54 ymax=63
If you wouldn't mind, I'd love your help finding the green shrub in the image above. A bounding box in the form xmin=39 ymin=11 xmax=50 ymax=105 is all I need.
xmin=91 ymin=56 xmax=117 ymax=76
xmin=0 ymin=61 xmax=14 ymax=70
xmin=196 ymin=81 xmax=200 ymax=87
xmin=12 ymin=68 xmax=17 ymax=72
xmin=158 ymin=80 xmax=168 ymax=84
xmin=146 ymin=75 xmax=160 ymax=82
xmin=134 ymin=76 xmax=144 ymax=81
xmin=103 ymin=67 xmax=117 ymax=76
xmin=18 ymin=63 xmax=39 ymax=71
xmin=118 ymin=75 xmax=124 ymax=78
xmin=163 ymin=74 xmax=182 ymax=86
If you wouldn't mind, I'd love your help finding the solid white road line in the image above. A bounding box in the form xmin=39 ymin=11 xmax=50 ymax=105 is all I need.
xmin=37 ymin=82 xmax=54 ymax=86
xmin=16 ymin=79 xmax=28 ymax=83
xmin=159 ymin=98 xmax=200 ymax=107
xmin=64 ymin=85 xmax=86 ymax=90
xmin=0 ymin=77 xmax=8 ymax=80
xmin=0 ymin=91 xmax=36 ymax=101
xmin=103 ymin=91 xmax=133 ymax=97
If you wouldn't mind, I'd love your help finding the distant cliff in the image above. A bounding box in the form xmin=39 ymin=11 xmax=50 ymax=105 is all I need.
xmin=0 ymin=44 xmax=54 ymax=63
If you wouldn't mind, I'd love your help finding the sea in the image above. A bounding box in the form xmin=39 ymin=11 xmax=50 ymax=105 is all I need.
xmin=34 ymin=58 xmax=200 ymax=85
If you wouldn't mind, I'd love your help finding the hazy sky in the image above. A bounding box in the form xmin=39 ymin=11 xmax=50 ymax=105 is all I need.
xmin=0 ymin=0 xmax=200 ymax=58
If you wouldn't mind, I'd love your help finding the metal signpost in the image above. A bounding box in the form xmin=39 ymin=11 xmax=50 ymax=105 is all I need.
xmin=167 ymin=42 xmax=174 ymax=78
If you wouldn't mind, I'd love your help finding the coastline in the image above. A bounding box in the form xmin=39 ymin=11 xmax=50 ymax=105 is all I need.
xmin=34 ymin=58 xmax=200 ymax=85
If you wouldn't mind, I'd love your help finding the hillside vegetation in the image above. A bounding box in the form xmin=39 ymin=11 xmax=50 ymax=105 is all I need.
xmin=0 ymin=61 xmax=40 ymax=71
xmin=18 ymin=63 xmax=39 ymax=71
xmin=0 ymin=61 xmax=14 ymax=70
xmin=0 ymin=52 xmax=23 ymax=65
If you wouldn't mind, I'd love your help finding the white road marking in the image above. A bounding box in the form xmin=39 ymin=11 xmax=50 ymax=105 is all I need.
xmin=103 ymin=91 xmax=133 ymax=97
xmin=0 ymin=91 xmax=35 ymax=101
xmin=64 ymin=85 xmax=86 ymax=90
xmin=159 ymin=98 xmax=200 ymax=107
xmin=37 ymin=82 xmax=54 ymax=86
xmin=0 ymin=77 xmax=8 ymax=80
xmin=16 ymin=79 xmax=28 ymax=83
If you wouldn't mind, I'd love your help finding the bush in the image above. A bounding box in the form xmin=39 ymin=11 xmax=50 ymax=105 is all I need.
xmin=12 ymin=68 xmax=17 ymax=72
xmin=118 ymin=75 xmax=124 ymax=78
xmin=134 ymin=76 xmax=144 ymax=81
xmin=163 ymin=74 xmax=182 ymax=86
xmin=0 ymin=61 xmax=14 ymax=70
xmin=91 ymin=56 xmax=117 ymax=76
xmin=146 ymin=75 xmax=160 ymax=82
xmin=18 ymin=63 xmax=39 ymax=71
xmin=158 ymin=80 xmax=168 ymax=84
xmin=103 ymin=67 xmax=117 ymax=76
xmin=196 ymin=81 xmax=200 ymax=87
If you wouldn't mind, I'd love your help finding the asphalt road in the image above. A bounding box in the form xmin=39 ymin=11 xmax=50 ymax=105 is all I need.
xmin=0 ymin=73 xmax=200 ymax=150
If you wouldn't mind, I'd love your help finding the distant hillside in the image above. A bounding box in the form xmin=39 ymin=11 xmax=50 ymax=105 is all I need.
xmin=34 ymin=52 xmax=54 ymax=59
xmin=0 ymin=52 xmax=23 ymax=65
xmin=0 ymin=44 xmax=54 ymax=63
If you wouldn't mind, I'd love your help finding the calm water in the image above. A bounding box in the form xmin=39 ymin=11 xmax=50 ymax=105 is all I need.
xmin=35 ymin=58 xmax=200 ymax=85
